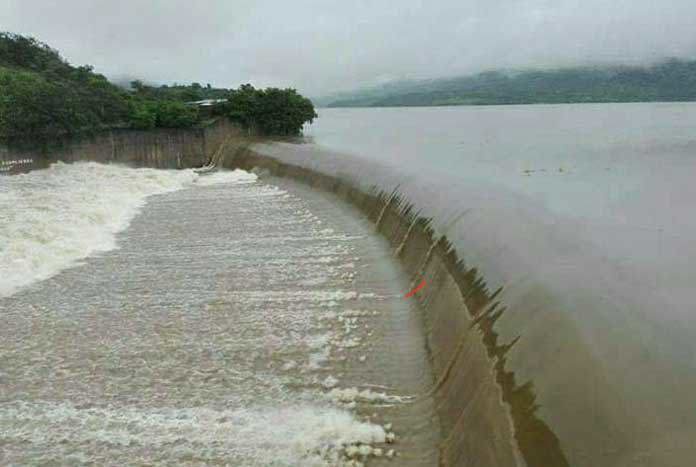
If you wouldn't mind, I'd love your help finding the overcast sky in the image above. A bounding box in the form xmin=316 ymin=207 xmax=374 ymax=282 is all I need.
xmin=3 ymin=0 xmax=696 ymax=96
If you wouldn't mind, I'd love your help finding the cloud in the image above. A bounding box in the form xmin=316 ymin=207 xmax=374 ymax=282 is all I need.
xmin=3 ymin=0 xmax=696 ymax=95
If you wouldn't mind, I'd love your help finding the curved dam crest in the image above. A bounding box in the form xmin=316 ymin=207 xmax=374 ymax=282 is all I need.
xmin=5 ymin=108 xmax=696 ymax=466
xmin=221 ymin=113 xmax=696 ymax=467
xmin=227 ymin=146 xmax=561 ymax=467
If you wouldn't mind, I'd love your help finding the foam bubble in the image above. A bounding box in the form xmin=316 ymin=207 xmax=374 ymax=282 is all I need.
xmin=326 ymin=388 xmax=409 ymax=405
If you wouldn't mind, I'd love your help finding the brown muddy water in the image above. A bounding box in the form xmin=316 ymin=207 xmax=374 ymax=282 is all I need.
xmin=247 ymin=103 xmax=696 ymax=467
xmin=0 ymin=165 xmax=439 ymax=466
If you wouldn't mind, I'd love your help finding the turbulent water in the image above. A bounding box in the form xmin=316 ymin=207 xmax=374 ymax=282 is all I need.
xmin=0 ymin=162 xmax=200 ymax=298
xmin=6 ymin=103 xmax=696 ymax=466
xmin=0 ymin=163 xmax=438 ymax=466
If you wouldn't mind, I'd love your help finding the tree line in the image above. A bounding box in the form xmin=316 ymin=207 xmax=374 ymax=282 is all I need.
xmin=0 ymin=32 xmax=316 ymax=145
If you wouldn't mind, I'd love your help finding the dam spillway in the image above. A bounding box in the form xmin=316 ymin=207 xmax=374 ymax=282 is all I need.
xmin=5 ymin=103 xmax=696 ymax=466
xmin=226 ymin=103 xmax=696 ymax=467
xmin=0 ymin=163 xmax=440 ymax=466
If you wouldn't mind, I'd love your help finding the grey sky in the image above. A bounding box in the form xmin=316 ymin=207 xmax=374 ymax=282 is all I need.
xmin=3 ymin=0 xmax=696 ymax=95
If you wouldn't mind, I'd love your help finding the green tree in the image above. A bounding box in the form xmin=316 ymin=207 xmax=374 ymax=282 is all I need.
xmin=127 ymin=99 xmax=199 ymax=129
xmin=0 ymin=67 xmax=84 ymax=142
xmin=226 ymin=84 xmax=317 ymax=136
xmin=1 ymin=32 xmax=130 ymax=143
xmin=128 ymin=101 xmax=157 ymax=130
xmin=227 ymin=83 xmax=260 ymax=130
xmin=154 ymin=100 xmax=199 ymax=128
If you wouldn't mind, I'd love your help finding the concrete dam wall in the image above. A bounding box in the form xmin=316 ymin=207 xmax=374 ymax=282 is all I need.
xmin=2 ymin=122 xmax=541 ymax=465
xmin=224 ymin=147 xmax=571 ymax=467
xmin=6 ymin=122 xmax=683 ymax=466
xmin=0 ymin=119 xmax=243 ymax=174
xmin=225 ymin=136 xmax=696 ymax=467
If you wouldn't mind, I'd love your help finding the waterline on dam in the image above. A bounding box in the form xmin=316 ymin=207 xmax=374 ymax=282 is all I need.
xmin=0 ymin=163 xmax=439 ymax=466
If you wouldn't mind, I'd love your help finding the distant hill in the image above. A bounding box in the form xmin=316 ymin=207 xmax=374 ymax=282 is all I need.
xmin=319 ymin=60 xmax=696 ymax=107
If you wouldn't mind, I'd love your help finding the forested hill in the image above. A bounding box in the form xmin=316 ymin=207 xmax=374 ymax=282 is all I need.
xmin=0 ymin=32 xmax=316 ymax=145
xmin=319 ymin=60 xmax=696 ymax=107
xmin=0 ymin=33 xmax=230 ymax=142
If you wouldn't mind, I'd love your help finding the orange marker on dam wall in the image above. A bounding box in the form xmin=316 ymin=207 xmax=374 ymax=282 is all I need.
xmin=404 ymin=279 xmax=426 ymax=298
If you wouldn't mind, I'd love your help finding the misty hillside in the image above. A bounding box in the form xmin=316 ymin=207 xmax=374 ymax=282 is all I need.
xmin=319 ymin=60 xmax=696 ymax=107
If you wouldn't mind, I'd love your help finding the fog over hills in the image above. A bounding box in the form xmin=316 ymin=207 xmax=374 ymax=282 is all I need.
xmin=2 ymin=0 xmax=696 ymax=96
xmin=316 ymin=60 xmax=696 ymax=107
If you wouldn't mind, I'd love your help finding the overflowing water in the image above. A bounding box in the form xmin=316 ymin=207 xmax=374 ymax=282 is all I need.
xmin=6 ymin=103 xmax=694 ymax=465
xmin=0 ymin=162 xmax=200 ymax=298
xmin=0 ymin=163 xmax=437 ymax=465
xmin=248 ymin=103 xmax=696 ymax=466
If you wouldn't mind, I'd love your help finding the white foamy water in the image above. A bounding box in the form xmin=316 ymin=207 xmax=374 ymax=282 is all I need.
xmin=0 ymin=162 xmax=256 ymax=298
xmin=0 ymin=168 xmax=437 ymax=465
xmin=0 ymin=401 xmax=385 ymax=467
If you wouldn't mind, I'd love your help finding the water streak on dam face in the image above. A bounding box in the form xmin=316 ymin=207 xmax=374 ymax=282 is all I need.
xmin=0 ymin=165 xmax=439 ymax=465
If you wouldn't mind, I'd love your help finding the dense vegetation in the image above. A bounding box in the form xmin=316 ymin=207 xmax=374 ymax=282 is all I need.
xmin=128 ymin=80 xmax=230 ymax=102
xmin=0 ymin=33 xmax=130 ymax=142
xmin=320 ymin=60 xmax=696 ymax=107
xmin=227 ymin=84 xmax=317 ymax=136
xmin=0 ymin=32 xmax=317 ymax=144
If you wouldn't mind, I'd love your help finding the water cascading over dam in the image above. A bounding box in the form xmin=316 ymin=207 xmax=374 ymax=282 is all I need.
xmin=6 ymin=107 xmax=693 ymax=467
xmin=224 ymin=147 xmax=548 ymax=467
xmin=0 ymin=121 xmax=567 ymax=467
xmin=0 ymin=125 xmax=441 ymax=466
xmin=220 ymin=102 xmax=696 ymax=467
